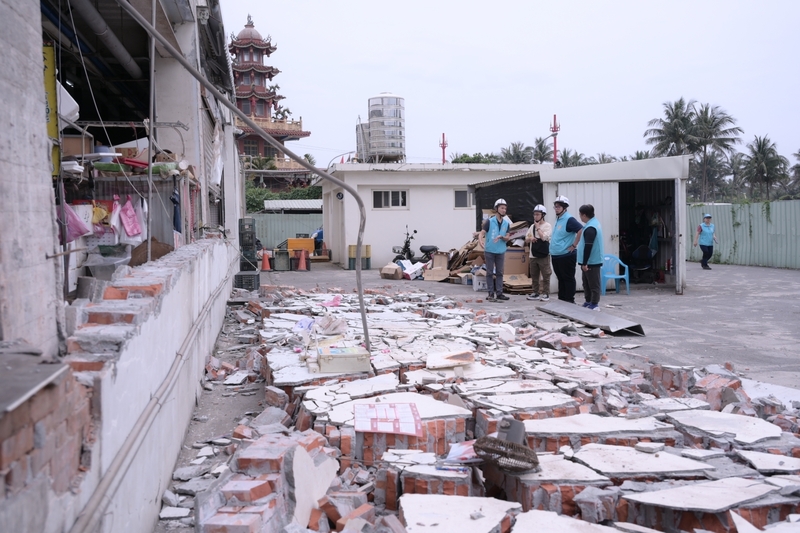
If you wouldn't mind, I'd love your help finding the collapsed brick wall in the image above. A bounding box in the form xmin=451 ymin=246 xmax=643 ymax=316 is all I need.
xmin=1 ymin=371 xmax=94 ymax=498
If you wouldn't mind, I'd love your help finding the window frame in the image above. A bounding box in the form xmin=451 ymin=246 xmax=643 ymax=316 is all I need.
xmin=372 ymin=189 xmax=409 ymax=210
xmin=454 ymin=189 xmax=474 ymax=209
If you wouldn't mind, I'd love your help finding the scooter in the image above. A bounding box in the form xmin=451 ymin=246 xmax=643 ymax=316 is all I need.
xmin=392 ymin=226 xmax=438 ymax=263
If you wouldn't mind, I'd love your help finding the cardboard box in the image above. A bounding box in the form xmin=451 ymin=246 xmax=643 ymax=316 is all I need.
xmin=317 ymin=346 xmax=372 ymax=373
xmin=473 ymin=273 xmax=489 ymax=292
xmin=380 ymin=263 xmax=403 ymax=280
xmin=430 ymin=251 xmax=449 ymax=270
xmin=504 ymin=248 xmax=529 ymax=276
xmin=457 ymin=273 xmax=473 ymax=285
xmin=423 ymin=268 xmax=449 ymax=282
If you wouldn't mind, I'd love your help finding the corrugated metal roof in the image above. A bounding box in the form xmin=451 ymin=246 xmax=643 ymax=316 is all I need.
xmin=469 ymin=171 xmax=540 ymax=188
xmin=262 ymin=200 xmax=322 ymax=211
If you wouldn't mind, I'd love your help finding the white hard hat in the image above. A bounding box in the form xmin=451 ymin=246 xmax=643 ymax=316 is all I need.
xmin=494 ymin=198 xmax=507 ymax=208
xmin=533 ymin=204 xmax=547 ymax=215
xmin=554 ymin=195 xmax=570 ymax=207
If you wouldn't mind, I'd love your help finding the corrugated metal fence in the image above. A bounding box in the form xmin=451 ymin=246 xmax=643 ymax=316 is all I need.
xmin=686 ymin=200 xmax=800 ymax=269
xmin=249 ymin=213 xmax=323 ymax=249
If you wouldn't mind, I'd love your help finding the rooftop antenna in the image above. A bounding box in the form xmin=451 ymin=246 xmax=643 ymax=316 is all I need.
xmin=439 ymin=133 xmax=448 ymax=164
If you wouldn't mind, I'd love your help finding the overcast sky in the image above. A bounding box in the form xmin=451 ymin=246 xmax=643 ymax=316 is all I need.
xmin=220 ymin=0 xmax=799 ymax=167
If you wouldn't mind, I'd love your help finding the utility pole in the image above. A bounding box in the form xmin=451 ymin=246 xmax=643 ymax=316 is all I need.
xmin=439 ymin=133 xmax=448 ymax=164
xmin=550 ymin=114 xmax=560 ymax=166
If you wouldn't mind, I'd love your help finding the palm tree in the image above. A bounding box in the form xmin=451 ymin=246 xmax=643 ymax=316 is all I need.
xmin=499 ymin=142 xmax=533 ymax=164
xmin=557 ymin=148 xmax=590 ymax=167
xmin=595 ymin=153 xmax=617 ymax=164
xmin=722 ymin=151 xmax=747 ymax=201
xmin=742 ymin=136 xmax=789 ymax=200
xmin=303 ymin=153 xmax=316 ymax=166
xmin=531 ymin=137 xmax=554 ymax=164
xmin=629 ymin=150 xmax=651 ymax=160
xmin=644 ymin=97 xmax=697 ymax=156
xmin=693 ymin=103 xmax=743 ymax=202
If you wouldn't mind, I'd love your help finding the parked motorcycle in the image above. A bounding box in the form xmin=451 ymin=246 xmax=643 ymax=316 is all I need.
xmin=392 ymin=226 xmax=438 ymax=263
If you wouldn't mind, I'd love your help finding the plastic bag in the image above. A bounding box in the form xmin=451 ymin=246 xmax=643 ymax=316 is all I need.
xmin=59 ymin=203 xmax=91 ymax=244
xmin=108 ymin=195 xmax=122 ymax=245
xmin=91 ymin=201 xmax=109 ymax=224
xmin=120 ymin=195 xmax=142 ymax=237
xmin=134 ymin=198 xmax=148 ymax=241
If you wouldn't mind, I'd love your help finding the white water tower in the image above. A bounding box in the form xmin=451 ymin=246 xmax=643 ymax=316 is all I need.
xmin=366 ymin=92 xmax=405 ymax=162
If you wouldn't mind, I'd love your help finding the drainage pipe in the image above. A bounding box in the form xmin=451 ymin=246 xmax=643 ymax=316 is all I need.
xmin=68 ymin=254 xmax=236 ymax=533
xmin=112 ymin=0 xmax=372 ymax=351
xmin=69 ymin=0 xmax=143 ymax=79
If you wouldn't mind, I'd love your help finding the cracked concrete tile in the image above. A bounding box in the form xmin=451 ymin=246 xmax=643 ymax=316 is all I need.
xmin=327 ymin=392 xmax=471 ymax=426
xmin=399 ymin=494 xmax=520 ymax=533
xmin=622 ymin=477 xmax=778 ymax=512
xmin=456 ymin=379 xmax=561 ymax=396
xmin=512 ymin=509 xmax=619 ymax=532
xmin=736 ymin=450 xmax=800 ymax=474
xmin=572 ymin=443 xmax=715 ymax=478
xmin=640 ymin=397 xmax=710 ymax=412
xmin=471 ymin=392 xmax=577 ymax=413
xmin=403 ymin=364 xmax=516 ymax=385
xmin=666 ymin=410 xmax=782 ymax=445
xmin=523 ymin=413 xmax=674 ymax=437
xmin=514 ymin=454 xmax=611 ymax=484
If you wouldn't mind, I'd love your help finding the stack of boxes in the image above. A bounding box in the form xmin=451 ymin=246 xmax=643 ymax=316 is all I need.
xmin=234 ymin=218 xmax=260 ymax=290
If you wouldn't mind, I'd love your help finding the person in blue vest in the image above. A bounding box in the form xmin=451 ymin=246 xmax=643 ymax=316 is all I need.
xmin=693 ymin=214 xmax=717 ymax=270
xmin=577 ymin=204 xmax=604 ymax=310
xmin=479 ymin=198 xmax=512 ymax=302
xmin=550 ymin=196 xmax=583 ymax=303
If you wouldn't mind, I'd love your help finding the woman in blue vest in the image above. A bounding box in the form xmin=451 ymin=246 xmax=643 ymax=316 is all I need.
xmin=550 ymin=196 xmax=583 ymax=303
xmin=693 ymin=214 xmax=717 ymax=270
xmin=577 ymin=204 xmax=604 ymax=310
xmin=479 ymin=198 xmax=512 ymax=302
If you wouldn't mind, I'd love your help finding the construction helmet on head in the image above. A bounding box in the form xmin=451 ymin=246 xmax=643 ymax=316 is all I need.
xmin=533 ymin=204 xmax=547 ymax=215
xmin=494 ymin=198 xmax=507 ymax=209
xmin=554 ymin=195 xmax=570 ymax=207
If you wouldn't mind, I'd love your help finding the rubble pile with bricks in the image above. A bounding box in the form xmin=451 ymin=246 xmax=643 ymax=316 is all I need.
xmin=156 ymin=284 xmax=800 ymax=533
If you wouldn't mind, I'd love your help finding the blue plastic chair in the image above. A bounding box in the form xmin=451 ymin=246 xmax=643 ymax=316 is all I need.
xmin=601 ymin=255 xmax=630 ymax=295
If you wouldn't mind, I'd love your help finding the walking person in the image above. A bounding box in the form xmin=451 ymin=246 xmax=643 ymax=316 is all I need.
xmin=525 ymin=204 xmax=552 ymax=302
xmin=693 ymin=214 xmax=718 ymax=270
xmin=479 ymin=198 xmax=511 ymax=302
xmin=549 ymin=196 xmax=583 ymax=303
xmin=577 ymin=204 xmax=604 ymax=310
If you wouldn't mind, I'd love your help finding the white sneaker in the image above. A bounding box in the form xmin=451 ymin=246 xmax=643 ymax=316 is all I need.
xmin=526 ymin=293 xmax=540 ymax=301
xmin=539 ymin=294 xmax=550 ymax=301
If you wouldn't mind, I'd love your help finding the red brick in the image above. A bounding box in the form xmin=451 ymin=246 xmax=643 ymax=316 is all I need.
xmin=117 ymin=283 xmax=163 ymax=298
xmin=443 ymin=480 xmax=456 ymax=495
xmin=319 ymin=495 xmax=342 ymax=522
xmin=1 ymin=425 xmax=34 ymax=470
xmin=415 ymin=478 xmax=428 ymax=494
xmin=308 ymin=507 xmax=326 ymax=531
xmin=456 ymin=483 xmax=469 ymax=496
xmin=221 ymin=478 xmax=273 ymax=502
xmin=86 ymin=311 xmax=136 ymax=324
xmin=102 ymin=287 xmax=129 ymax=300
xmin=336 ymin=503 xmax=376 ymax=531
xmin=298 ymin=432 xmax=326 ymax=453
xmin=202 ymin=512 xmax=261 ymax=533
xmin=65 ymin=360 xmax=106 ymax=372
xmin=0 ymin=402 xmax=32 ymax=442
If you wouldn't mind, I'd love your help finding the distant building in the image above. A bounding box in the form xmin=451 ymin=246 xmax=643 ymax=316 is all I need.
xmin=229 ymin=16 xmax=312 ymax=190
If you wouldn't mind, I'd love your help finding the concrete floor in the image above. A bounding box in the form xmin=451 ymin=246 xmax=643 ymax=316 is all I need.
xmin=263 ymin=260 xmax=800 ymax=390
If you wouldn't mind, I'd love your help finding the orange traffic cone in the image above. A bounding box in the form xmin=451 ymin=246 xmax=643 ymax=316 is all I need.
xmin=261 ymin=251 xmax=271 ymax=271
xmin=297 ymin=249 xmax=308 ymax=271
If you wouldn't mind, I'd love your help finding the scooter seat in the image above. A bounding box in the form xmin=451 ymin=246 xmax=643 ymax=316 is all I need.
xmin=419 ymin=245 xmax=438 ymax=254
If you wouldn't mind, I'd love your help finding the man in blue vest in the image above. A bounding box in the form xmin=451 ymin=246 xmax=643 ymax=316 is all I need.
xmin=577 ymin=204 xmax=604 ymax=310
xmin=479 ymin=198 xmax=512 ymax=302
xmin=550 ymin=196 xmax=583 ymax=303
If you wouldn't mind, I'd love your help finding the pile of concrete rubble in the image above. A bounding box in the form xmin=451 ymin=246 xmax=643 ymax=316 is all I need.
xmin=157 ymin=284 xmax=800 ymax=533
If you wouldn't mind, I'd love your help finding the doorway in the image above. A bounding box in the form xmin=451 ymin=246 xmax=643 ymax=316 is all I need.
xmin=618 ymin=180 xmax=676 ymax=285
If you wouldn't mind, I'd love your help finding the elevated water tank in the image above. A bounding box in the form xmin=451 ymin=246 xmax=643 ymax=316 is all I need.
xmin=367 ymin=93 xmax=405 ymax=162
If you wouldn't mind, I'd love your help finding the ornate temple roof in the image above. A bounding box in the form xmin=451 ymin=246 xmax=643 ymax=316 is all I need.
xmin=229 ymin=15 xmax=277 ymax=54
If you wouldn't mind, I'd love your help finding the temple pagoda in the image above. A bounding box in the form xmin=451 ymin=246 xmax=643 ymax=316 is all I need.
xmin=229 ymin=15 xmax=312 ymax=189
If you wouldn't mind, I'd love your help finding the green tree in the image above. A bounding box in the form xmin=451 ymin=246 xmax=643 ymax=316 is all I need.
xmin=630 ymin=150 xmax=651 ymax=160
xmin=742 ymin=136 xmax=789 ymax=200
xmin=303 ymin=153 xmax=316 ymax=166
xmin=693 ymin=103 xmax=743 ymax=202
xmin=450 ymin=152 xmax=499 ymax=164
xmin=721 ymin=151 xmax=748 ymax=201
xmin=557 ymin=148 xmax=590 ymax=167
xmin=595 ymin=153 xmax=617 ymax=164
xmin=644 ymin=97 xmax=697 ymax=156
xmin=499 ymin=142 xmax=533 ymax=164
xmin=531 ymin=137 xmax=554 ymax=164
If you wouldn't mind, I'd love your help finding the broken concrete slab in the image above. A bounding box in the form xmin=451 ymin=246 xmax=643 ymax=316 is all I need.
xmin=285 ymin=443 xmax=339 ymax=528
xmin=736 ymin=450 xmax=800 ymax=474
xmin=470 ymin=392 xmax=578 ymax=414
xmin=514 ymin=453 xmax=611 ymax=485
xmin=640 ymin=397 xmax=710 ymax=413
xmin=680 ymin=448 xmax=726 ymax=461
xmin=539 ymin=300 xmax=645 ymax=335
xmin=399 ymin=493 xmax=520 ymax=532
xmin=523 ymin=413 xmax=677 ymax=443
xmin=511 ymin=509 xmax=619 ymax=532
xmin=666 ymin=409 xmax=782 ymax=445
xmin=623 ymin=477 xmax=778 ymax=512
xmin=403 ymin=364 xmax=516 ymax=385
xmin=572 ymin=443 xmax=715 ymax=479
xmin=159 ymin=506 xmax=192 ymax=520
xmin=455 ymin=379 xmax=561 ymax=396
xmin=327 ymin=391 xmax=472 ymax=427
xmin=425 ymin=349 xmax=475 ymax=369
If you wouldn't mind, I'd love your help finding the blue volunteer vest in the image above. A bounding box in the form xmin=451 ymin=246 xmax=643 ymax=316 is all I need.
xmin=551 ymin=212 xmax=576 ymax=256
xmin=577 ymin=217 xmax=603 ymax=265
xmin=485 ymin=216 xmax=509 ymax=254
xmin=698 ymin=223 xmax=714 ymax=246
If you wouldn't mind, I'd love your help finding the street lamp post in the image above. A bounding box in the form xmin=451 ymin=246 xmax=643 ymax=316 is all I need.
xmin=530 ymin=133 xmax=557 ymax=164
